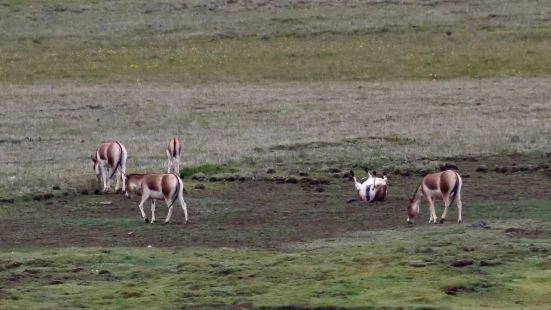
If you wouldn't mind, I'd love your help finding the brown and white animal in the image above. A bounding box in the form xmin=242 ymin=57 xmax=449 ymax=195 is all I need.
xmin=91 ymin=141 xmax=127 ymax=193
xmin=125 ymin=173 xmax=188 ymax=224
xmin=406 ymin=170 xmax=463 ymax=224
xmin=350 ymin=170 xmax=388 ymax=203
xmin=166 ymin=136 xmax=182 ymax=174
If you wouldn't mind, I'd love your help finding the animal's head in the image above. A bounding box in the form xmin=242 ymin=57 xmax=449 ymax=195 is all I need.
xmin=406 ymin=194 xmax=420 ymax=224
xmin=90 ymin=154 xmax=100 ymax=182
xmin=124 ymin=174 xmax=143 ymax=198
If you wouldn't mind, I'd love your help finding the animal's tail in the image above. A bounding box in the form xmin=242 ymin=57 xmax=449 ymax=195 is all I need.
xmin=109 ymin=141 xmax=124 ymax=179
xmin=450 ymin=172 xmax=461 ymax=205
xmin=172 ymin=137 xmax=177 ymax=157
xmin=167 ymin=173 xmax=182 ymax=209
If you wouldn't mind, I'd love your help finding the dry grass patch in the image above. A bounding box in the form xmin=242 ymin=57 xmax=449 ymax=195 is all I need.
xmin=1 ymin=78 xmax=550 ymax=193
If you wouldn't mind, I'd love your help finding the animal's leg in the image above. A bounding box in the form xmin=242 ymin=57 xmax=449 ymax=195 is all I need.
xmin=105 ymin=165 xmax=112 ymax=192
xmin=166 ymin=150 xmax=172 ymax=173
xmin=114 ymin=169 xmax=121 ymax=192
xmin=102 ymin=166 xmax=109 ymax=192
xmin=138 ymin=196 xmax=150 ymax=223
xmin=150 ymin=200 xmax=156 ymax=223
xmin=164 ymin=197 xmax=174 ymax=224
xmin=440 ymin=195 xmax=451 ymax=224
xmin=427 ymin=197 xmax=438 ymax=224
xmin=456 ymin=192 xmax=463 ymax=224
xmin=180 ymin=194 xmax=188 ymax=224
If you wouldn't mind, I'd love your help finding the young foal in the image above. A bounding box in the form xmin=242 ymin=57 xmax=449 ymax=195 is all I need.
xmin=350 ymin=170 xmax=388 ymax=203
xmin=91 ymin=141 xmax=127 ymax=192
xmin=406 ymin=170 xmax=463 ymax=224
xmin=125 ymin=173 xmax=188 ymax=224
xmin=166 ymin=136 xmax=182 ymax=174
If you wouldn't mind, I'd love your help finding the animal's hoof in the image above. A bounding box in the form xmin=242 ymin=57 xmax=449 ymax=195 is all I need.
xmin=144 ymin=218 xmax=149 ymax=223
xmin=164 ymin=221 xmax=170 ymax=225
xmin=184 ymin=220 xmax=189 ymax=225
xmin=458 ymin=220 xmax=462 ymax=224
xmin=439 ymin=218 xmax=445 ymax=224
xmin=407 ymin=220 xmax=415 ymax=225
xmin=150 ymin=220 xmax=156 ymax=224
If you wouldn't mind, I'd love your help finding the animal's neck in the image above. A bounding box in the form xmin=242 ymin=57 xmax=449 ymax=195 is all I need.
xmin=412 ymin=183 xmax=423 ymax=203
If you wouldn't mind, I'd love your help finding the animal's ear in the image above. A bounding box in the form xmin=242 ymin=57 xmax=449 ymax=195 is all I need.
xmin=349 ymin=170 xmax=355 ymax=177
xmin=90 ymin=154 xmax=97 ymax=162
xmin=373 ymin=171 xmax=377 ymax=176
xmin=362 ymin=166 xmax=369 ymax=173
xmin=408 ymin=196 xmax=413 ymax=202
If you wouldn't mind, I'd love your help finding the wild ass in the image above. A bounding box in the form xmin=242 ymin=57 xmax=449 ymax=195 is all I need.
xmin=350 ymin=170 xmax=388 ymax=203
xmin=91 ymin=141 xmax=127 ymax=193
xmin=166 ymin=136 xmax=182 ymax=174
xmin=125 ymin=173 xmax=188 ymax=224
xmin=406 ymin=170 xmax=463 ymax=224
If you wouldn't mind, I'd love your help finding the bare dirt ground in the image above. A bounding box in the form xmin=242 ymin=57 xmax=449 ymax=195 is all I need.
xmin=2 ymin=154 xmax=550 ymax=249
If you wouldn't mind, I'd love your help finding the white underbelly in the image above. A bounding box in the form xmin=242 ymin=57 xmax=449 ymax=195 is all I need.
xmin=148 ymin=190 xmax=166 ymax=200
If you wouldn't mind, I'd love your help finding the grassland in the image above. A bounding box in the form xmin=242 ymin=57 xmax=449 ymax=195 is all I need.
xmin=1 ymin=0 xmax=550 ymax=82
xmin=1 ymin=0 xmax=551 ymax=308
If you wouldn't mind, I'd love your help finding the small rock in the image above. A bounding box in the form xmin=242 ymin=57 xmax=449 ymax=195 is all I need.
xmin=98 ymin=201 xmax=112 ymax=206
xmin=127 ymin=232 xmax=135 ymax=237
xmin=48 ymin=280 xmax=64 ymax=285
xmin=476 ymin=165 xmax=488 ymax=173
xmin=285 ymin=176 xmax=298 ymax=184
xmin=315 ymin=187 xmax=325 ymax=192
xmin=98 ymin=270 xmax=111 ymax=275
xmin=194 ymin=183 xmax=205 ymax=190
xmin=299 ymin=171 xmax=309 ymax=177
xmin=52 ymin=185 xmax=61 ymax=190
xmin=209 ymin=176 xmax=221 ymax=182
xmin=71 ymin=267 xmax=85 ymax=272
xmin=191 ymin=172 xmax=207 ymax=181
xmin=471 ymin=220 xmax=490 ymax=229
xmin=0 ymin=198 xmax=15 ymax=204
xmin=266 ymin=168 xmax=276 ymax=174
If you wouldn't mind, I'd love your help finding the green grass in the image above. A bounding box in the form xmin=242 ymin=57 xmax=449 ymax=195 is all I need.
xmin=180 ymin=164 xmax=239 ymax=179
xmin=2 ymin=224 xmax=550 ymax=309
xmin=2 ymin=29 xmax=551 ymax=83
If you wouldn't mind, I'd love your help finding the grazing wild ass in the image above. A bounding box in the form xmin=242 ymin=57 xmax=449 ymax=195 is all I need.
xmin=406 ymin=170 xmax=463 ymax=224
xmin=350 ymin=170 xmax=388 ymax=203
xmin=166 ymin=136 xmax=182 ymax=174
xmin=91 ymin=141 xmax=127 ymax=193
xmin=125 ymin=173 xmax=188 ymax=224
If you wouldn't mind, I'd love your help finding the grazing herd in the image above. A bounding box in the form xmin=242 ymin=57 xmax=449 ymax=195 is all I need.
xmin=90 ymin=138 xmax=463 ymax=225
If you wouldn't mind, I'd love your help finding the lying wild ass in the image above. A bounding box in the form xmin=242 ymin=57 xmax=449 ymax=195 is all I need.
xmin=166 ymin=136 xmax=182 ymax=174
xmin=350 ymin=170 xmax=388 ymax=203
xmin=125 ymin=173 xmax=188 ymax=224
xmin=91 ymin=141 xmax=127 ymax=192
xmin=406 ymin=170 xmax=463 ymax=224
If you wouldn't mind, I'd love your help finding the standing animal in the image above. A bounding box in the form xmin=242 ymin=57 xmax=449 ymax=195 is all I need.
xmin=350 ymin=170 xmax=388 ymax=203
xmin=166 ymin=136 xmax=182 ymax=174
xmin=406 ymin=170 xmax=463 ymax=224
xmin=91 ymin=141 xmax=127 ymax=193
xmin=125 ymin=173 xmax=188 ymax=224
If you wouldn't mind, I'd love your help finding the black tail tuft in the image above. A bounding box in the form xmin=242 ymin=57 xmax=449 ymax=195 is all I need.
xmin=167 ymin=174 xmax=180 ymax=209
xmin=109 ymin=141 xmax=124 ymax=180
xmin=450 ymin=174 xmax=460 ymax=205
